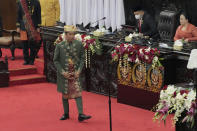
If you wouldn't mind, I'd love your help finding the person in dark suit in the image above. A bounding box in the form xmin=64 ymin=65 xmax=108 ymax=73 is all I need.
xmin=0 ymin=15 xmax=2 ymax=37
xmin=16 ymin=0 xmax=41 ymax=65
xmin=133 ymin=7 xmax=158 ymax=39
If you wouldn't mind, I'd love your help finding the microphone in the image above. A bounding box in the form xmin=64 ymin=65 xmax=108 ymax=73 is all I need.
xmin=90 ymin=17 xmax=106 ymax=26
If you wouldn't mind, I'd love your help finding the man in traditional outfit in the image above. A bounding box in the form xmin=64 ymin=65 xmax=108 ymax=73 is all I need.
xmin=40 ymin=0 xmax=60 ymax=26
xmin=53 ymin=25 xmax=91 ymax=122
xmin=36 ymin=0 xmax=60 ymax=58
xmin=16 ymin=0 xmax=41 ymax=65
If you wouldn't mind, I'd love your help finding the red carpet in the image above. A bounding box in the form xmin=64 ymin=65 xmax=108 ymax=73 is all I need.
xmin=1 ymin=47 xmax=46 ymax=86
xmin=0 ymin=83 xmax=175 ymax=131
xmin=1 ymin=47 xmax=44 ymax=75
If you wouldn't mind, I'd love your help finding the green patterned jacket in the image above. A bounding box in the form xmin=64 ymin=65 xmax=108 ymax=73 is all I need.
xmin=53 ymin=40 xmax=85 ymax=94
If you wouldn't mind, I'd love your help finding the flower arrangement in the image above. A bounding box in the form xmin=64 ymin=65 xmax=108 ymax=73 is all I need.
xmin=153 ymin=85 xmax=197 ymax=128
xmin=137 ymin=47 xmax=162 ymax=69
xmin=54 ymin=33 xmax=102 ymax=68
xmin=111 ymin=43 xmax=140 ymax=76
xmin=54 ymin=33 xmax=65 ymax=45
xmin=111 ymin=43 xmax=162 ymax=69
xmin=173 ymin=39 xmax=184 ymax=51
xmin=125 ymin=33 xmax=140 ymax=42
xmin=93 ymin=27 xmax=108 ymax=37
xmin=76 ymin=34 xmax=102 ymax=68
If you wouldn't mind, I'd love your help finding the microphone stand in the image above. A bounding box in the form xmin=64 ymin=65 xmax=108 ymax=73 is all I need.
xmin=88 ymin=17 xmax=106 ymax=32
xmin=107 ymin=54 xmax=113 ymax=131
xmin=193 ymin=69 xmax=197 ymax=130
xmin=107 ymin=38 xmax=121 ymax=131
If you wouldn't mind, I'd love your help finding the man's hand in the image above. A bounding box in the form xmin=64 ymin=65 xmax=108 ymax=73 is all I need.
xmin=16 ymin=28 xmax=20 ymax=33
xmin=63 ymin=72 xmax=70 ymax=79
xmin=37 ymin=28 xmax=40 ymax=32
xmin=75 ymin=71 xmax=80 ymax=78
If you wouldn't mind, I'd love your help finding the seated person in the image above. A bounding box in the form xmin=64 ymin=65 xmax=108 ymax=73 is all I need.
xmin=174 ymin=11 xmax=197 ymax=42
xmin=133 ymin=6 xmax=158 ymax=39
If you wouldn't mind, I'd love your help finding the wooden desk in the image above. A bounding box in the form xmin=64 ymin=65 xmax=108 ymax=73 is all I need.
xmin=41 ymin=26 xmax=195 ymax=109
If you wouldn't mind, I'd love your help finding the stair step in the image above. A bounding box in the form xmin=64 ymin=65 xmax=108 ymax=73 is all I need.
xmin=9 ymin=67 xmax=37 ymax=76
xmin=10 ymin=74 xmax=46 ymax=86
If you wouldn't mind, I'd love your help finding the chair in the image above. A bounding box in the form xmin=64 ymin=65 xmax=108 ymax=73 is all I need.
xmin=0 ymin=29 xmax=23 ymax=60
xmin=157 ymin=10 xmax=178 ymax=41
xmin=0 ymin=56 xmax=9 ymax=87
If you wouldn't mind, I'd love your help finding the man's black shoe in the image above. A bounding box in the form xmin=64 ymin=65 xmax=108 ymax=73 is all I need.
xmin=29 ymin=61 xmax=34 ymax=65
xmin=60 ymin=114 xmax=69 ymax=120
xmin=78 ymin=114 xmax=91 ymax=122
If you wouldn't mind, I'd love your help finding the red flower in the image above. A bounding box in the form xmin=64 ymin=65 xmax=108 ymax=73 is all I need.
xmin=180 ymin=90 xmax=189 ymax=95
xmin=150 ymin=49 xmax=155 ymax=54
xmin=163 ymin=85 xmax=168 ymax=90
xmin=156 ymin=48 xmax=159 ymax=51
xmin=59 ymin=35 xmax=63 ymax=41
xmin=84 ymin=43 xmax=89 ymax=49
xmin=81 ymin=34 xmax=86 ymax=39
xmin=111 ymin=52 xmax=117 ymax=58
xmin=86 ymin=39 xmax=95 ymax=44
xmin=159 ymin=66 xmax=164 ymax=70
xmin=173 ymin=91 xmax=177 ymax=98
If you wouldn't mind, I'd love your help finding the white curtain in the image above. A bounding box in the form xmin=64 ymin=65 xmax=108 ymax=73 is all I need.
xmin=59 ymin=0 xmax=65 ymax=23
xmin=98 ymin=0 xmax=104 ymax=29
xmin=116 ymin=0 xmax=125 ymax=30
xmin=110 ymin=0 xmax=116 ymax=32
xmin=90 ymin=0 xmax=98 ymax=27
xmin=72 ymin=0 xmax=77 ymax=26
xmin=82 ymin=0 xmax=91 ymax=27
xmin=78 ymin=0 xmax=83 ymax=25
xmin=59 ymin=0 xmax=125 ymax=31
xmin=104 ymin=0 xmax=111 ymax=29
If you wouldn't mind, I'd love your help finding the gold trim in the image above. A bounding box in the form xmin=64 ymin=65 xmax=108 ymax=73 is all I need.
xmin=147 ymin=67 xmax=163 ymax=92
xmin=117 ymin=63 xmax=132 ymax=85
xmin=132 ymin=63 xmax=146 ymax=88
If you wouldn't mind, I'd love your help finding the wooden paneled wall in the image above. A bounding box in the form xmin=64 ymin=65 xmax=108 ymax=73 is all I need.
xmin=0 ymin=0 xmax=17 ymax=30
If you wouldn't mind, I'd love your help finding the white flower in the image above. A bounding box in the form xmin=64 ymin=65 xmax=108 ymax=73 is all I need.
xmin=101 ymin=27 xmax=106 ymax=33
xmin=145 ymin=55 xmax=149 ymax=60
xmin=160 ymin=90 xmax=167 ymax=99
xmin=155 ymin=85 xmax=197 ymax=126
xmin=84 ymin=35 xmax=91 ymax=40
xmin=166 ymin=85 xmax=177 ymax=95
xmin=176 ymin=93 xmax=184 ymax=100
xmin=174 ymin=40 xmax=183 ymax=46
xmin=145 ymin=47 xmax=151 ymax=52
xmin=125 ymin=36 xmax=132 ymax=42
xmin=139 ymin=49 xmax=143 ymax=54
xmin=124 ymin=44 xmax=129 ymax=48
xmin=185 ymin=90 xmax=196 ymax=111
xmin=187 ymin=90 xmax=196 ymax=100
xmin=75 ymin=34 xmax=82 ymax=41
xmin=93 ymin=28 xmax=106 ymax=36
xmin=129 ymin=33 xmax=133 ymax=38
xmin=135 ymin=58 xmax=140 ymax=63
xmin=153 ymin=56 xmax=158 ymax=62
xmin=133 ymin=32 xmax=139 ymax=37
